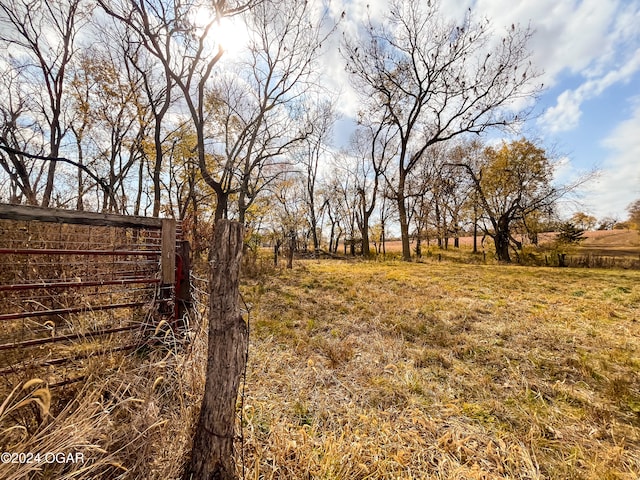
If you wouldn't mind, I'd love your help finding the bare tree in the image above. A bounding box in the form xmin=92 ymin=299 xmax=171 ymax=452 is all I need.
xmin=325 ymin=159 xmax=360 ymax=255
xmin=0 ymin=62 xmax=44 ymax=205
xmin=343 ymin=0 xmax=541 ymax=260
xmin=267 ymin=171 xmax=309 ymax=267
xmin=348 ymin=116 xmax=396 ymax=256
xmin=98 ymin=0 xmax=256 ymax=220
xmin=299 ymin=100 xmax=336 ymax=254
xmin=67 ymin=53 xmax=96 ymax=211
xmin=123 ymin=37 xmax=175 ymax=217
xmin=204 ymin=0 xmax=336 ymax=226
xmin=0 ymin=0 xmax=89 ymax=207
xmin=404 ymin=147 xmax=438 ymax=255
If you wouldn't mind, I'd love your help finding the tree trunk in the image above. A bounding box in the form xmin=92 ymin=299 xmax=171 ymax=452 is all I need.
xmin=361 ymin=212 xmax=371 ymax=257
xmin=472 ymin=205 xmax=478 ymax=254
xmin=397 ymin=196 xmax=411 ymax=261
xmin=183 ymin=220 xmax=247 ymax=480
xmin=152 ymin=117 xmax=164 ymax=217
xmin=328 ymin=223 xmax=334 ymax=253
xmin=134 ymin=152 xmax=144 ymax=216
xmin=310 ymin=210 xmax=319 ymax=254
xmin=494 ymin=222 xmax=511 ymax=262
xmin=273 ymin=239 xmax=281 ymax=267
xmin=41 ymin=113 xmax=61 ymax=208
xmin=287 ymin=231 xmax=295 ymax=269
xmin=214 ymin=191 xmax=228 ymax=222
xmin=77 ymin=162 xmax=84 ymax=211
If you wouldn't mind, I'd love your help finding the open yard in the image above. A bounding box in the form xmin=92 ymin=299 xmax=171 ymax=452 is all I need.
xmin=241 ymin=259 xmax=640 ymax=479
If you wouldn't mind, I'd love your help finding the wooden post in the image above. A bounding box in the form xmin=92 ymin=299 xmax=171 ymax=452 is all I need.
xmin=558 ymin=253 xmax=567 ymax=268
xmin=160 ymin=219 xmax=176 ymax=314
xmin=0 ymin=203 xmax=163 ymax=229
xmin=161 ymin=219 xmax=176 ymax=285
xmin=174 ymin=240 xmax=191 ymax=331
xmin=184 ymin=220 xmax=247 ymax=480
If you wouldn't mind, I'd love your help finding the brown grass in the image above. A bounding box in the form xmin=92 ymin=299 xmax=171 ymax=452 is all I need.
xmin=0 ymin=324 xmax=208 ymax=480
xmin=2 ymin=256 xmax=639 ymax=479
xmin=240 ymin=259 xmax=640 ymax=479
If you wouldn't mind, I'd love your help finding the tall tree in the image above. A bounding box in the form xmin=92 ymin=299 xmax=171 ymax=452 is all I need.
xmin=99 ymin=0 xmax=256 ymax=221
xmin=348 ymin=117 xmax=396 ymax=256
xmin=123 ymin=37 xmax=175 ymax=217
xmin=0 ymin=0 xmax=88 ymax=207
xmin=343 ymin=0 xmax=541 ymax=260
xmin=68 ymin=53 xmax=96 ymax=211
xmin=0 ymin=61 xmax=43 ymax=205
xmin=454 ymin=138 xmax=568 ymax=262
xmin=300 ymin=101 xmax=336 ymax=253
xmin=82 ymin=49 xmax=150 ymax=213
xmin=207 ymin=0 xmax=336 ymax=226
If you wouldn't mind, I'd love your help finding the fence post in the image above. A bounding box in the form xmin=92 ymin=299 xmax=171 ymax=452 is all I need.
xmin=174 ymin=240 xmax=191 ymax=330
xmin=183 ymin=220 xmax=247 ymax=480
xmin=160 ymin=219 xmax=176 ymax=314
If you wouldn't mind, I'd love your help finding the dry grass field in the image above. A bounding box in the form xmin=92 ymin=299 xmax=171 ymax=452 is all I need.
xmin=241 ymin=259 xmax=640 ymax=479
xmin=1 ymin=257 xmax=639 ymax=479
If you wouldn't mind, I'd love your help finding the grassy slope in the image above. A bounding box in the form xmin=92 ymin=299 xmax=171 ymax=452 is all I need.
xmin=242 ymin=260 xmax=640 ymax=479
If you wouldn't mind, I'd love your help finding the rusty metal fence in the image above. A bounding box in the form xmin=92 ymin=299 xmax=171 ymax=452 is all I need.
xmin=0 ymin=204 xmax=190 ymax=384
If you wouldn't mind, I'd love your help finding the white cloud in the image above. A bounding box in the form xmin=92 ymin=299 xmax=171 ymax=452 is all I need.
xmin=439 ymin=0 xmax=640 ymax=134
xmin=321 ymin=0 xmax=392 ymax=118
xmin=581 ymin=99 xmax=640 ymax=219
xmin=533 ymin=0 xmax=640 ymax=132
xmin=539 ymin=49 xmax=640 ymax=132
xmin=539 ymin=90 xmax=583 ymax=132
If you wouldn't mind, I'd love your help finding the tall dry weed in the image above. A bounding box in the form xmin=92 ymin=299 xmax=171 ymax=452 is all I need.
xmin=0 ymin=316 xmax=208 ymax=479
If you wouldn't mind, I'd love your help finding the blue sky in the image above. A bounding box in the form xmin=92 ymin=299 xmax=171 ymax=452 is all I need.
xmin=327 ymin=0 xmax=640 ymax=222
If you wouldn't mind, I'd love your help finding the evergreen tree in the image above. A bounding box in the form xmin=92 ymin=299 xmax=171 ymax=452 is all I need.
xmin=557 ymin=222 xmax=586 ymax=244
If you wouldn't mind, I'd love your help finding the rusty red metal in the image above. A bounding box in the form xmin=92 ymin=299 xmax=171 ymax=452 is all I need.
xmin=0 ymin=301 xmax=147 ymax=322
xmin=0 ymin=209 xmax=190 ymax=382
xmin=0 ymin=343 xmax=140 ymax=375
xmin=0 ymin=324 xmax=142 ymax=351
xmin=0 ymin=248 xmax=161 ymax=256
xmin=0 ymin=277 xmax=159 ymax=292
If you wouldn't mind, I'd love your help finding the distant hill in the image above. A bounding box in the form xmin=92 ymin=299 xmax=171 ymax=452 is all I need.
xmin=379 ymin=229 xmax=640 ymax=257
xmin=574 ymin=229 xmax=640 ymax=257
